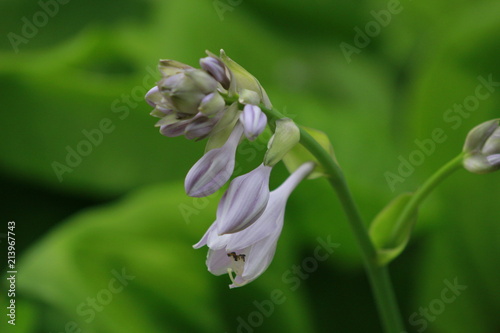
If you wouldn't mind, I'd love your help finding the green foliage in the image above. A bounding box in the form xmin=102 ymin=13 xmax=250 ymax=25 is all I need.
xmin=369 ymin=193 xmax=417 ymax=266
xmin=4 ymin=183 xmax=312 ymax=332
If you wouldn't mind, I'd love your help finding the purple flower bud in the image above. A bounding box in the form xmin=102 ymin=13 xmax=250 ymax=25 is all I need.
xmin=216 ymin=163 xmax=273 ymax=235
xmin=193 ymin=162 xmax=314 ymax=288
xmin=185 ymin=124 xmax=244 ymax=197
xmin=463 ymin=119 xmax=500 ymax=174
xmin=198 ymin=92 xmax=225 ymax=116
xmin=158 ymin=69 xmax=218 ymax=115
xmin=239 ymin=104 xmax=267 ymax=141
xmin=200 ymin=56 xmax=230 ymax=90
xmin=185 ymin=115 xmax=218 ymax=140
xmin=145 ymin=86 xmax=161 ymax=107
xmin=160 ymin=119 xmax=191 ymax=137
xmin=145 ymin=86 xmax=174 ymax=116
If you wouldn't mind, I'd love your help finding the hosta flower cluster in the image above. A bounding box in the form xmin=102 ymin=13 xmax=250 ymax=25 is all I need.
xmin=145 ymin=50 xmax=311 ymax=287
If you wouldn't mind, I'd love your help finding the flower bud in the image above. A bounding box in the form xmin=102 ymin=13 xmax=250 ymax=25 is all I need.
xmin=200 ymin=56 xmax=230 ymax=89
xmin=238 ymin=89 xmax=260 ymax=105
xmin=264 ymin=118 xmax=300 ymax=167
xmin=158 ymin=59 xmax=192 ymax=76
xmin=184 ymin=69 xmax=219 ymax=94
xmin=185 ymin=115 xmax=218 ymax=140
xmin=239 ymin=104 xmax=267 ymax=141
xmin=216 ymin=163 xmax=272 ymax=235
xmin=155 ymin=113 xmax=191 ymax=137
xmin=198 ymin=92 xmax=225 ymax=116
xmin=158 ymin=68 xmax=218 ymax=115
xmin=145 ymin=86 xmax=162 ymax=108
xmin=483 ymin=127 xmax=500 ymax=155
xmin=145 ymin=86 xmax=174 ymax=118
xmin=463 ymin=119 xmax=500 ymax=174
xmin=185 ymin=124 xmax=243 ymax=197
xmin=204 ymin=103 xmax=240 ymax=151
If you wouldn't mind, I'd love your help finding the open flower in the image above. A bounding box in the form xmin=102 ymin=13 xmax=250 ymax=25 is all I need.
xmin=216 ymin=163 xmax=273 ymax=235
xmin=193 ymin=162 xmax=314 ymax=288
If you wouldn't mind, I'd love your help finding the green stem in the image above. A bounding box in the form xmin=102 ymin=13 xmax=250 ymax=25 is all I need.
xmin=259 ymin=105 xmax=405 ymax=333
xmin=390 ymin=153 xmax=465 ymax=243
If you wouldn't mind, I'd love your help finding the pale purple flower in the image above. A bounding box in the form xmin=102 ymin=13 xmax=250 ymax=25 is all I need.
xmin=184 ymin=115 xmax=219 ymax=140
xmin=185 ymin=124 xmax=244 ymax=197
xmin=463 ymin=119 xmax=500 ymax=174
xmin=145 ymin=86 xmax=174 ymax=118
xmin=216 ymin=163 xmax=273 ymax=235
xmin=193 ymin=162 xmax=314 ymax=288
xmin=239 ymin=104 xmax=267 ymax=141
xmin=158 ymin=68 xmax=218 ymax=115
xmin=200 ymin=56 xmax=230 ymax=89
xmin=159 ymin=119 xmax=191 ymax=137
xmin=145 ymin=86 xmax=162 ymax=108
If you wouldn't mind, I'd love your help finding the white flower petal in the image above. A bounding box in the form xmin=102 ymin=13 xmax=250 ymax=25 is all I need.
xmin=193 ymin=221 xmax=217 ymax=249
xmin=242 ymin=227 xmax=281 ymax=281
xmin=225 ymin=195 xmax=285 ymax=251
xmin=216 ymin=164 xmax=272 ymax=234
xmin=206 ymin=249 xmax=232 ymax=276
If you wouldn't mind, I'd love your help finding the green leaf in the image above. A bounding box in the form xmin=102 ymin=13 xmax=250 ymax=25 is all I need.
xmin=369 ymin=193 xmax=417 ymax=266
xmin=282 ymin=126 xmax=336 ymax=179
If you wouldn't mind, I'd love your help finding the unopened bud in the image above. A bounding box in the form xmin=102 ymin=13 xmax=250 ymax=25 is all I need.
xmin=239 ymin=104 xmax=267 ymax=141
xmin=200 ymin=55 xmax=230 ymax=89
xmin=158 ymin=68 xmax=218 ymax=115
xmin=198 ymin=92 xmax=225 ymax=116
xmin=463 ymin=119 xmax=500 ymax=174
xmin=264 ymin=118 xmax=300 ymax=167
xmin=185 ymin=115 xmax=218 ymax=140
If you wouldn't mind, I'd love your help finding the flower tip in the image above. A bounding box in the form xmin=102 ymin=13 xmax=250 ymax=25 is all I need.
xmin=462 ymin=118 xmax=500 ymax=174
xmin=240 ymin=104 xmax=267 ymax=141
xmin=463 ymin=118 xmax=500 ymax=153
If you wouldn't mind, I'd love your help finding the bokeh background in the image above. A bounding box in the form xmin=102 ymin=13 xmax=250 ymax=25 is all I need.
xmin=1 ymin=0 xmax=499 ymax=332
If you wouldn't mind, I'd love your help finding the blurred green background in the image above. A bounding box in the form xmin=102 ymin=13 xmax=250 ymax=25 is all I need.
xmin=1 ymin=0 xmax=499 ymax=332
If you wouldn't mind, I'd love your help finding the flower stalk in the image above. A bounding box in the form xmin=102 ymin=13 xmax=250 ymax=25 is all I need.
xmin=389 ymin=153 xmax=464 ymax=245
xmin=250 ymin=100 xmax=406 ymax=333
